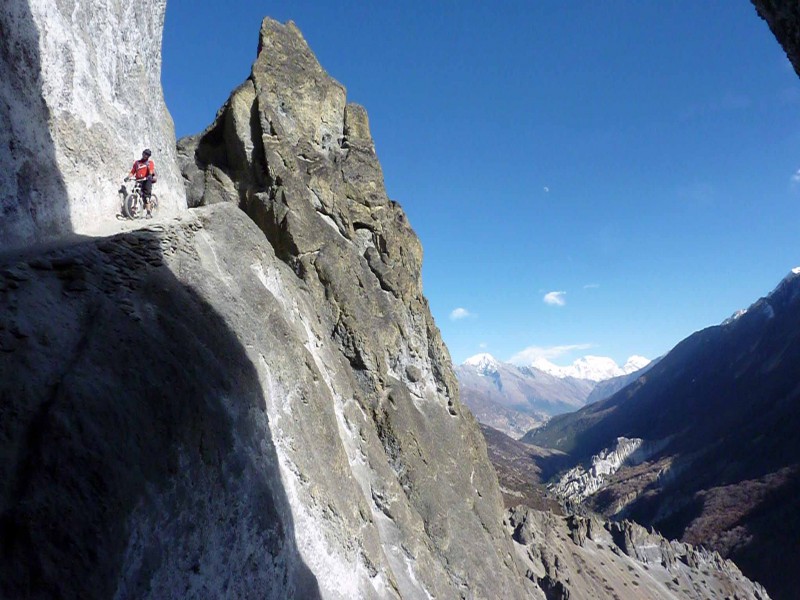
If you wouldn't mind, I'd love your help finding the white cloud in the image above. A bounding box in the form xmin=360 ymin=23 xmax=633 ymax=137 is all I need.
xmin=543 ymin=291 xmax=566 ymax=306
xmin=479 ymin=342 xmax=488 ymax=349
xmin=449 ymin=307 xmax=474 ymax=321
xmin=583 ymin=283 xmax=600 ymax=289
xmin=792 ymin=168 xmax=800 ymax=184
xmin=508 ymin=343 xmax=593 ymax=365
xmin=543 ymin=186 xmax=550 ymax=193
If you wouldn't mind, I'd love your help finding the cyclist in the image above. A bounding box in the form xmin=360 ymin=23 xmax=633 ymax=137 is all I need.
xmin=124 ymin=148 xmax=158 ymax=217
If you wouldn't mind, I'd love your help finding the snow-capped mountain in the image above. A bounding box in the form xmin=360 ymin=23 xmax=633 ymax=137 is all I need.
xmin=457 ymin=352 xmax=650 ymax=438
xmin=529 ymin=355 xmax=651 ymax=382
xmin=463 ymin=352 xmax=501 ymax=374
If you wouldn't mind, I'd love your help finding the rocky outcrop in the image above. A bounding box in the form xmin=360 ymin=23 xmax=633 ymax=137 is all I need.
xmin=0 ymin=0 xmax=185 ymax=251
xmin=548 ymin=437 xmax=671 ymax=504
xmin=174 ymin=21 xmax=539 ymax=598
xmin=507 ymin=507 xmax=770 ymax=600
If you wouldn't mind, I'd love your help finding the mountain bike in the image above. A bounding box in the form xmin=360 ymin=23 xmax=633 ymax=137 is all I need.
xmin=121 ymin=179 xmax=159 ymax=219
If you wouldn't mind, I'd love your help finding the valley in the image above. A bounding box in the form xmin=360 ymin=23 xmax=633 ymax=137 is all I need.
xmin=473 ymin=268 xmax=800 ymax=599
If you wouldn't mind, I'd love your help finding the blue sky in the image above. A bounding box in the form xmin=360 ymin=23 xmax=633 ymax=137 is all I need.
xmin=163 ymin=1 xmax=800 ymax=367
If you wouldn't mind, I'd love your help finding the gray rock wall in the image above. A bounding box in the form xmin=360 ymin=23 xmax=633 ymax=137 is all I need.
xmin=0 ymin=0 xmax=185 ymax=252
xmin=1 ymin=8 xmax=534 ymax=598
xmin=0 ymin=201 xmax=535 ymax=600
xmin=0 ymin=209 xmax=322 ymax=599
xmin=178 ymin=18 xmax=536 ymax=598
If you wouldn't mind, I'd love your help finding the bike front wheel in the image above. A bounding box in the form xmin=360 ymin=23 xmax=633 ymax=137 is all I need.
xmin=123 ymin=193 xmax=143 ymax=219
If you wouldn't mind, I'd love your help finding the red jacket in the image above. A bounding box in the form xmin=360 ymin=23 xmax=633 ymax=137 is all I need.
xmin=130 ymin=159 xmax=156 ymax=180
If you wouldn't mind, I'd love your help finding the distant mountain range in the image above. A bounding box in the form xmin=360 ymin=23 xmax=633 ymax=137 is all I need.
xmin=456 ymin=353 xmax=652 ymax=438
xmin=526 ymin=268 xmax=800 ymax=599
xmin=531 ymin=354 xmax=650 ymax=382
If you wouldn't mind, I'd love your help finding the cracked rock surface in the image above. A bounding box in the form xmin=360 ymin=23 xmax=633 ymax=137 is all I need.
xmin=176 ymin=18 xmax=536 ymax=598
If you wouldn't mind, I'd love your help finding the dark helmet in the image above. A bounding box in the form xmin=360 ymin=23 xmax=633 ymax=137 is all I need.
xmin=142 ymin=148 xmax=152 ymax=157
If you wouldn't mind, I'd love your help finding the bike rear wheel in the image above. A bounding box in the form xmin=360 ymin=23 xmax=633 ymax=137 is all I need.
xmin=124 ymin=193 xmax=143 ymax=219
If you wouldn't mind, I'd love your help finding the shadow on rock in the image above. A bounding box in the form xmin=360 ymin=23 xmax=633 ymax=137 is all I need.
xmin=0 ymin=222 xmax=320 ymax=599
xmin=0 ymin=1 xmax=72 ymax=251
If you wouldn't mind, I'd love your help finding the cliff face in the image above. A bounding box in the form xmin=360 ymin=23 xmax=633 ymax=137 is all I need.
xmin=174 ymin=19 xmax=535 ymax=598
xmin=0 ymin=204 xmax=533 ymax=599
xmin=0 ymin=0 xmax=185 ymax=251
xmin=1 ymin=211 xmax=321 ymax=599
